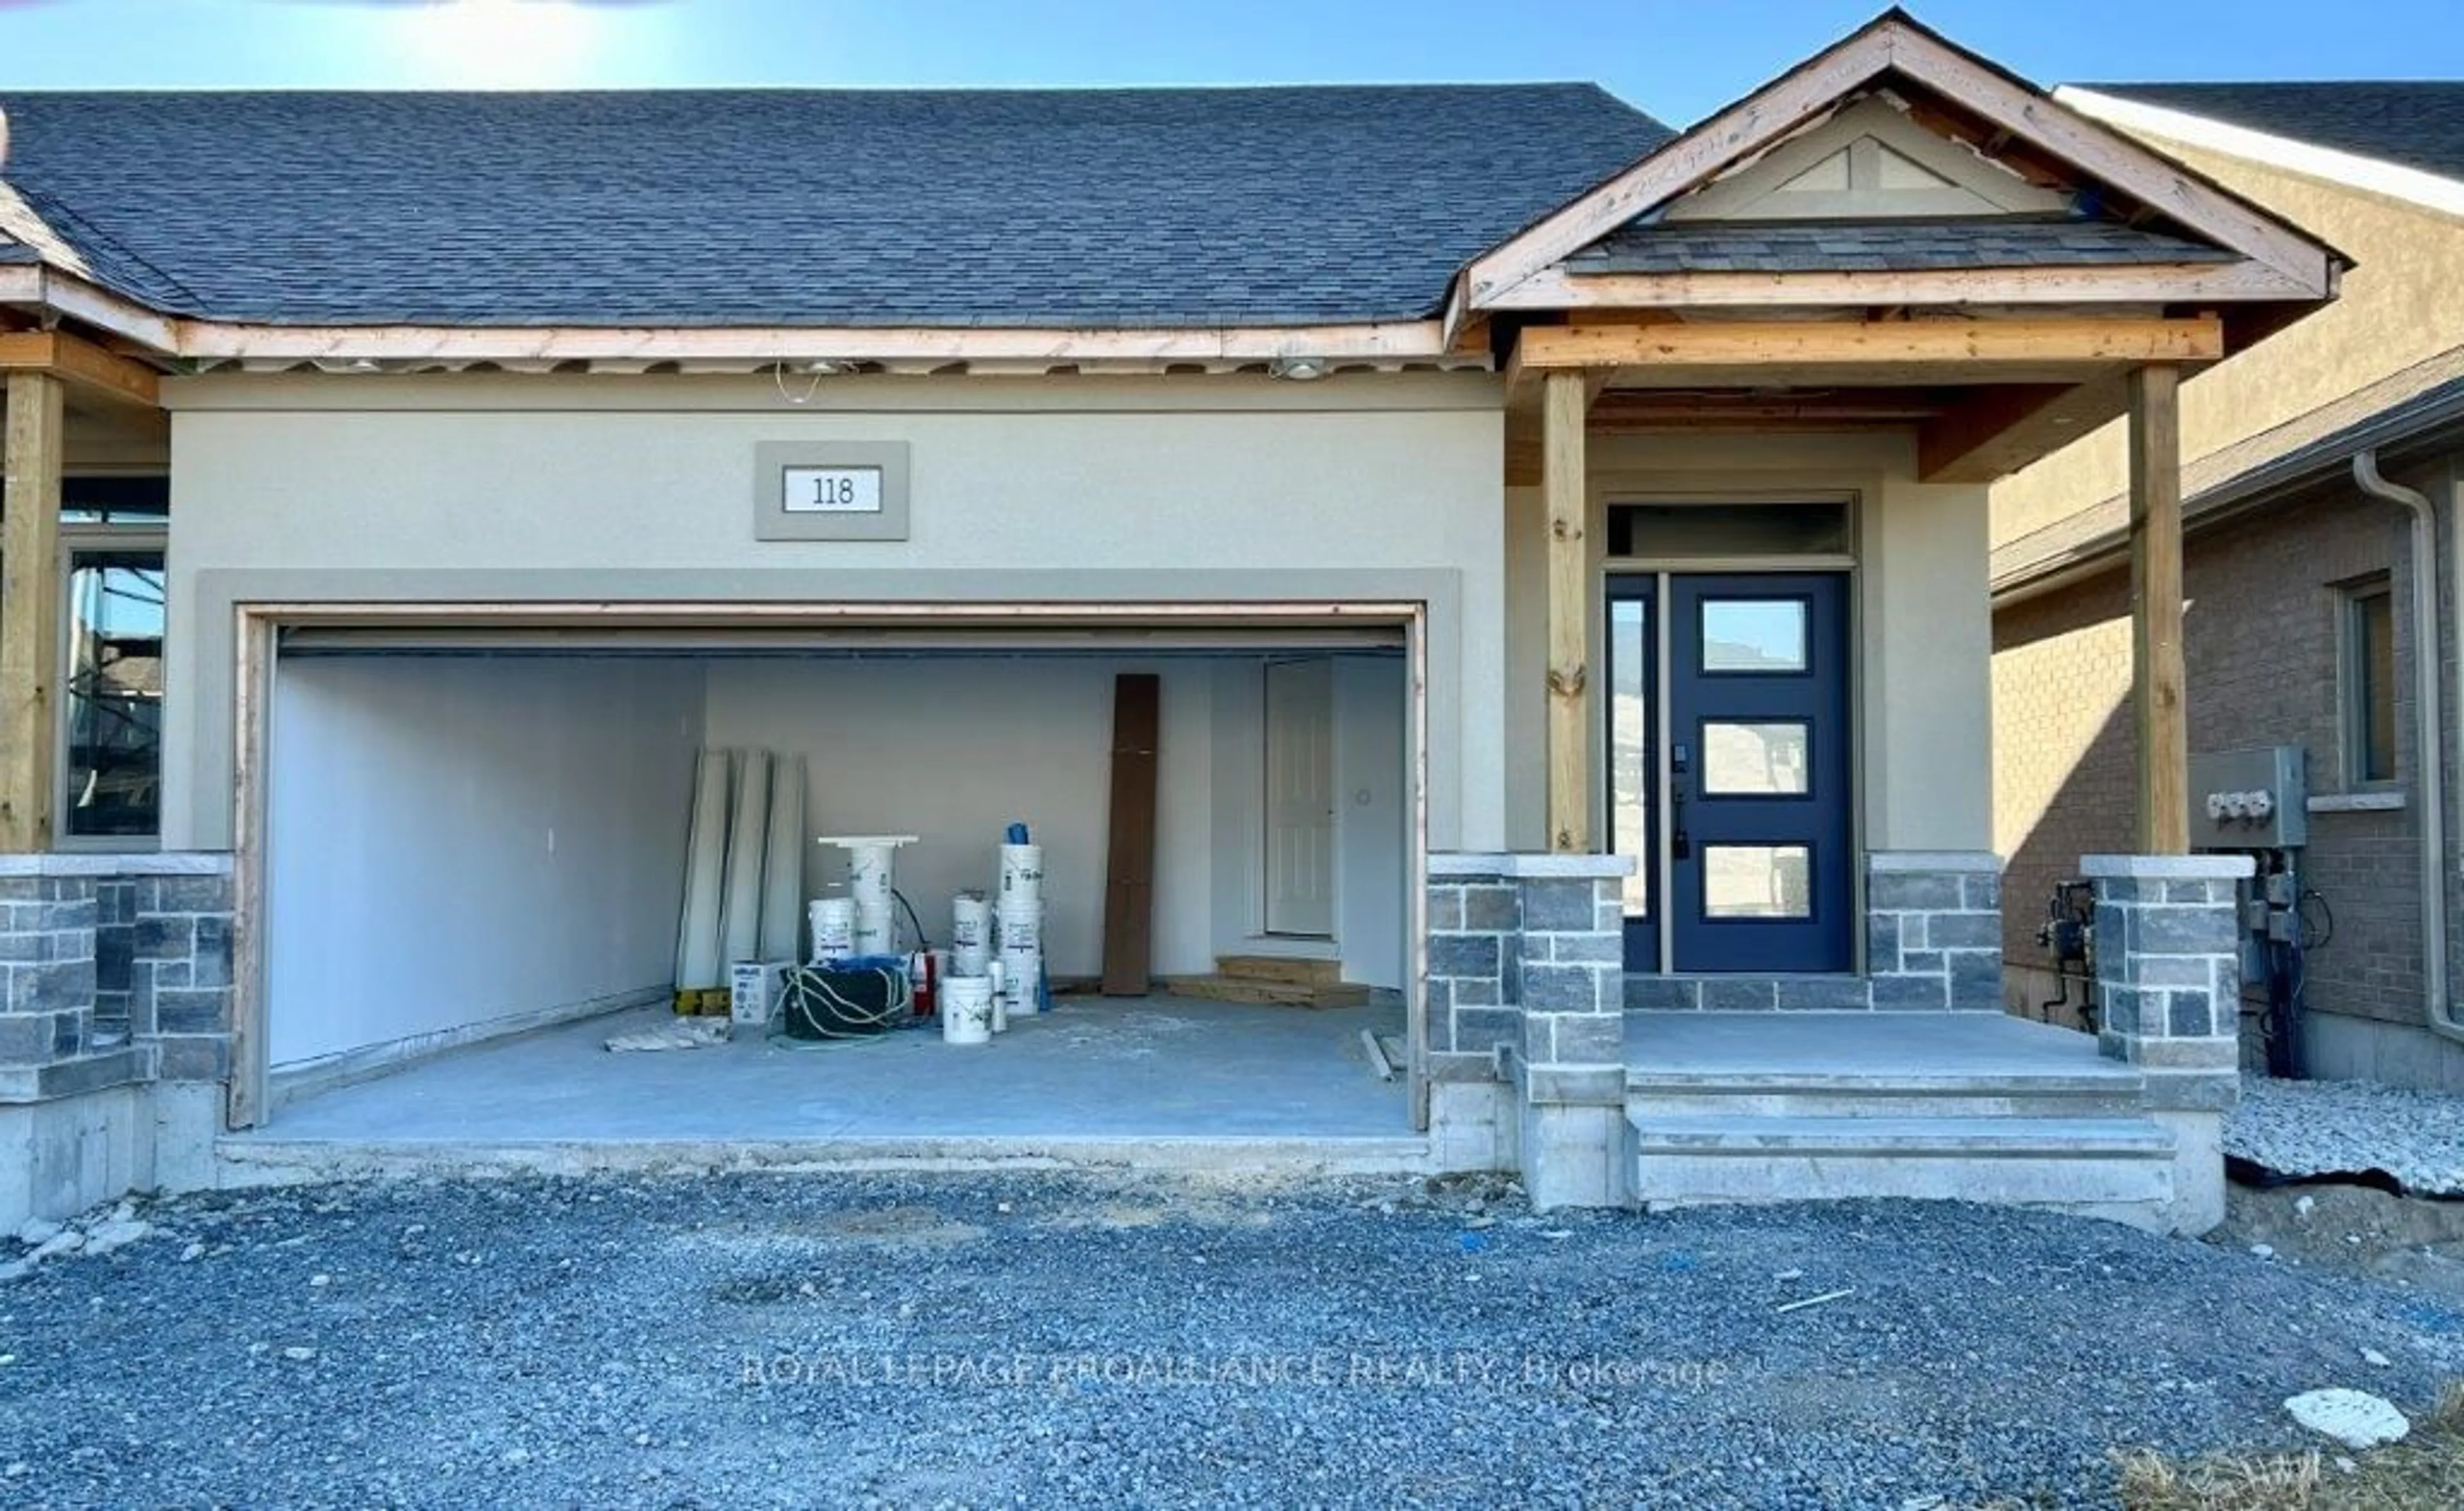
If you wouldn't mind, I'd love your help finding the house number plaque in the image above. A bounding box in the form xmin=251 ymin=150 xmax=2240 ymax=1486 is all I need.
xmin=782 ymin=466 xmax=885 ymax=514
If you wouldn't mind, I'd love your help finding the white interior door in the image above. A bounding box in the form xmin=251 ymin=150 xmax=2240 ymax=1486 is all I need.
xmin=1263 ymin=657 xmax=1336 ymax=937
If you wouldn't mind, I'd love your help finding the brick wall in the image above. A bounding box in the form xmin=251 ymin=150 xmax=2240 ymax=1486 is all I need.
xmin=1993 ymin=480 xmax=2429 ymax=1037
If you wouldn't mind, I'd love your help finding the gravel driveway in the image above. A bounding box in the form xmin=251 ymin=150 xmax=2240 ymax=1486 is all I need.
xmin=4 ymin=1173 xmax=2461 ymax=1509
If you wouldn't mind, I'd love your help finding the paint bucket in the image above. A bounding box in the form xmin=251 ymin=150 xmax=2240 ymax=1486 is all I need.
xmin=998 ymin=844 xmax=1044 ymax=907
xmin=997 ymin=904 xmax=1042 ymax=1018
xmin=849 ymin=842 xmax=896 ymax=956
xmin=984 ymin=961 xmax=1008 ymax=1032
xmin=807 ymin=895 xmax=856 ymax=964
xmin=940 ymin=976 xmax=994 ymax=1045
xmin=951 ymin=891 xmax=992 ymax=977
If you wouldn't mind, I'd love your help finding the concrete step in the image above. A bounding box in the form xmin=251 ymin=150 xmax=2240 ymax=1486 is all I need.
xmin=1625 ymin=1073 xmax=2147 ymax=1122
xmin=1628 ymin=1111 xmax=2177 ymax=1209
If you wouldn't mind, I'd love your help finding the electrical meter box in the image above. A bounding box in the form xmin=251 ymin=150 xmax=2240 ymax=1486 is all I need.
xmin=2187 ymin=746 xmax=2307 ymax=851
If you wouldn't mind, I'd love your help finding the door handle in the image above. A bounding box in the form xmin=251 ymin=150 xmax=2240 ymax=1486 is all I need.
xmin=1670 ymin=743 xmax=1692 ymax=860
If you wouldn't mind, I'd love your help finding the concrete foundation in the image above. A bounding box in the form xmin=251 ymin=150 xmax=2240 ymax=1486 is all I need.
xmin=2295 ymin=1009 xmax=2464 ymax=1092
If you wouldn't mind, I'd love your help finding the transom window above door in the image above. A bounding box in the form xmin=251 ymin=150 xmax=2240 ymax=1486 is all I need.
xmin=1607 ymin=500 xmax=1852 ymax=560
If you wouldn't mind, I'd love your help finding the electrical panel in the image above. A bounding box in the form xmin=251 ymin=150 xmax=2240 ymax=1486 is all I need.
xmin=2187 ymin=746 xmax=2307 ymax=851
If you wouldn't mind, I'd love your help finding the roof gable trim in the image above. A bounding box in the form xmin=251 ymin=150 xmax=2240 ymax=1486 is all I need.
xmin=1663 ymin=96 xmax=2067 ymax=222
xmin=1455 ymin=11 xmax=2340 ymax=327
xmin=2059 ymin=85 xmax=2464 ymax=224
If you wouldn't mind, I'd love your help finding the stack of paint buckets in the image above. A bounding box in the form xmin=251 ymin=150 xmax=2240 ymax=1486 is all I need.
xmin=996 ymin=837 xmax=1045 ymax=1024
xmin=943 ymin=890 xmax=998 ymax=1044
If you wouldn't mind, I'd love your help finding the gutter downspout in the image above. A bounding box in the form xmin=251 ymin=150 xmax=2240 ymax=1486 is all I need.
xmin=2351 ymin=450 xmax=2464 ymax=1044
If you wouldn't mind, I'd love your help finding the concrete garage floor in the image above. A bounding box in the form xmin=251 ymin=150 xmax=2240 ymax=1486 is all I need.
xmin=222 ymin=995 xmax=1419 ymax=1183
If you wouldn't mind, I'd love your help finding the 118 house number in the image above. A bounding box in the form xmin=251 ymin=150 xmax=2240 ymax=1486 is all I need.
xmin=782 ymin=466 xmax=885 ymax=514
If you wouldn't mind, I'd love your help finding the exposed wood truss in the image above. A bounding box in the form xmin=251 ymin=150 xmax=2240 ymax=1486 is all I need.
xmin=1917 ymin=375 xmax=2130 ymax=484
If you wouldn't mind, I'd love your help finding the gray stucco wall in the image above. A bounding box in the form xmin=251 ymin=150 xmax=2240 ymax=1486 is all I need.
xmin=158 ymin=371 xmax=1505 ymax=855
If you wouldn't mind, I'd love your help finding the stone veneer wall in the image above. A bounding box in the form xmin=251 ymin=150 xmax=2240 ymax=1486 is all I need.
xmin=0 ymin=855 xmax=235 ymax=1103
xmin=1620 ymin=852 xmax=2005 ymax=1010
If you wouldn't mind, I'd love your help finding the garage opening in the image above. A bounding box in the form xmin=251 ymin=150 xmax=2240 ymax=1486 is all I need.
xmin=239 ymin=611 xmax=1423 ymax=1156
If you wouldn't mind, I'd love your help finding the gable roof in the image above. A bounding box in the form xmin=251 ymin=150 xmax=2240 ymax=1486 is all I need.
xmin=1454 ymin=8 xmax=2342 ymax=330
xmin=2082 ymin=83 xmax=2464 ymax=187
xmin=0 ymin=85 xmax=1672 ymax=330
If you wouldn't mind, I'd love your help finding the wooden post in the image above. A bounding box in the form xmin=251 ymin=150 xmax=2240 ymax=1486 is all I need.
xmin=0 ymin=370 xmax=65 ymax=853
xmin=1543 ymin=369 xmax=1591 ymax=852
xmin=2128 ymin=363 xmax=2189 ymax=855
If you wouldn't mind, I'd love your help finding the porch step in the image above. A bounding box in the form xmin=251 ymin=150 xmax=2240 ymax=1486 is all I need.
xmin=1215 ymin=955 xmax=1344 ymax=987
xmin=1625 ymin=1070 xmax=2147 ymax=1122
xmin=1163 ymin=971 xmax=1370 ymax=1009
xmin=1627 ymin=1111 xmax=2177 ymax=1209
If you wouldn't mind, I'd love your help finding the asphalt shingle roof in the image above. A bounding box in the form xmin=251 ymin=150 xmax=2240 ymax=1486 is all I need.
xmin=1568 ymin=217 xmax=2237 ymax=274
xmin=0 ymin=87 xmax=1674 ymax=328
xmin=2086 ymin=82 xmax=2464 ymax=186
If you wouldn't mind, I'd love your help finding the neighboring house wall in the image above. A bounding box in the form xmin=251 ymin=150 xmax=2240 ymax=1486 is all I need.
xmin=1995 ymin=133 xmax=2464 ymax=550
xmin=1993 ymin=120 xmax=2464 ymax=1088
xmin=1994 ymin=468 xmax=2464 ymax=1086
xmin=159 ymin=372 xmax=1506 ymax=859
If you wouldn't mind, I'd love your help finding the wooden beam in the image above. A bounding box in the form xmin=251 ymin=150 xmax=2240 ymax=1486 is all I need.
xmin=1100 ymin=672 xmax=1161 ymax=996
xmin=1542 ymin=370 xmax=1592 ymax=853
xmin=1512 ymin=316 xmax=2224 ymax=373
xmin=1917 ymin=375 xmax=2131 ymax=482
xmin=0 ymin=330 xmax=162 ymax=409
xmin=1 ymin=371 xmax=65 ymax=851
xmin=2128 ymin=364 xmax=2189 ymax=855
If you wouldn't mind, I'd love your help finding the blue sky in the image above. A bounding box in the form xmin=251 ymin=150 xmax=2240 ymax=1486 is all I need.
xmin=0 ymin=1 xmax=2458 ymax=119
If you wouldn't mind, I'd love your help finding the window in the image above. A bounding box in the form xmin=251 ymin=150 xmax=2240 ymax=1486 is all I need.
xmin=2343 ymin=578 xmax=2397 ymax=787
xmin=1701 ymin=845 xmax=1813 ymax=919
xmin=1608 ymin=500 xmax=1850 ymax=559
xmin=59 ymin=478 xmax=167 ymax=842
xmin=1698 ymin=599 xmax=1810 ymax=674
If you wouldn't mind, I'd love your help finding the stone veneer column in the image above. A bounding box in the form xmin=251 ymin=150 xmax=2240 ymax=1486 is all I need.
xmin=2080 ymin=853 xmax=2248 ymax=1233
xmin=1510 ymin=857 xmax=1632 ymax=1209
xmin=2080 ymin=853 xmax=2252 ymax=1070
xmin=1424 ymin=853 xmax=1632 ymax=1207
xmin=1865 ymin=851 xmax=2004 ymax=1009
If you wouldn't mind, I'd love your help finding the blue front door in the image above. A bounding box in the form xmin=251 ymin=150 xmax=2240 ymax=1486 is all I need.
xmin=1607 ymin=571 xmax=1855 ymax=974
